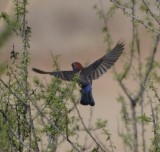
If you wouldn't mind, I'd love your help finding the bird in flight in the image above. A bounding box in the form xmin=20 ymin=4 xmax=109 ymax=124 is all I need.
xmin=32 ymin=42 xmax=124 ymax=106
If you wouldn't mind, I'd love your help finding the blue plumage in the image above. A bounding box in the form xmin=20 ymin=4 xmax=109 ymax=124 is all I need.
xmin=80 ymin=84 xmax=95 ymax=106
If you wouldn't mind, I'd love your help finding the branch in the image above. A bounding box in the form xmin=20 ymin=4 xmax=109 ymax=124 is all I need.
xmin=10 ymin=128 xmax=35 ymax=152
xmin=0 ymin=78 xmax=27 ymax=106
xmin=71 ymin=97 xmax=108 ymax=152
xmin=135 ymin=34 xmax=160 ymax=102
xmin=110 ymin=0 xmax=160 ymax=34
xmin=141 ymin=0 xmax=160 ymax=25
xmin=28 ymin=96 xmax=81 ymax=152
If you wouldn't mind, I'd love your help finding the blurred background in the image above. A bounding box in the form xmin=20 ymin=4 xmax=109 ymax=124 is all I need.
xmin=0 ymin=0 xmax=159 ymax=151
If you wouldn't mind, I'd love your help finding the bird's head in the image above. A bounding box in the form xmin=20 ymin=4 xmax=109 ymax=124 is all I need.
xmin=72 ymin=62 xmax=83 ymax=71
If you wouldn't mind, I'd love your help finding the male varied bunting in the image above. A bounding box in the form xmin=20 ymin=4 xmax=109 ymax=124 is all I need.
xmin=32 ymin=42 xmax=124 ymax=106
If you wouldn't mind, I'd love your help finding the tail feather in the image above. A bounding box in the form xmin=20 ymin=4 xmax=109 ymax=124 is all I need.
xmin=80 ymin=86 xmax=95 ymax=106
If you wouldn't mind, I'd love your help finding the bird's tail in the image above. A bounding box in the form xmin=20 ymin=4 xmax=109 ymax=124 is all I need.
xmin=80 ymin=85 xmax=95 ymax=106
xmin=32 ymin=68 xmax=53 ymax=74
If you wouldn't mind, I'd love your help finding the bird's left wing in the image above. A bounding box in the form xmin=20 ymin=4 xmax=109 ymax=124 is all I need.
xmin=32 ymin=68 xmax=76 ymax=81
xmin=81 ymin=42 xmax=124 ymax=80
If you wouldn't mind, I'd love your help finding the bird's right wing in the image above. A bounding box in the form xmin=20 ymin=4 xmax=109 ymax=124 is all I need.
xmin=32 ymin=68 xmax=76 ymax=81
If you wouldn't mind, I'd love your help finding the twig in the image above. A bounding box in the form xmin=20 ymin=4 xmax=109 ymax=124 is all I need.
xmin=141 ymin=0 xmax=160 ymax=25
xmin=83 ymin=108 xmax=93 ymax=149
xmin=0 ymin=78 xmax=27 ymax=106
xmin=135 ymin=34 xmax=160 ymax=101
xmin=149 ymin=98 xmax=159 ymax=151
xmin=136 ymin=27 xmax=146 ymax=152
xmin=10 ymin=128 xmax=34 ymax=152
xmin=110 ymin=0 xmax=160 ymax=34
xmin=71 ymin=98 xmax=108 ymax=152
xmin=28 ymin=105 xmax=40 ymax=152
xmin=28 ymin=96 xmax=81 ymax=152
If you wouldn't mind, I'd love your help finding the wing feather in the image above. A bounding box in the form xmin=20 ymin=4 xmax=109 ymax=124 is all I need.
xmin=32 ymin=42 xmax=124 ymax=82
xmin=81 ymin=42 xmax=124 ymax=80
xmin=52 ymin=71 xmax=76 ymax=81
xmin=32 ymin=68 xmax=76 ymax=81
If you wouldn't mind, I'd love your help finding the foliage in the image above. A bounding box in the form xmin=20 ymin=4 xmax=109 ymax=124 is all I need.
xmin=94 ymin=0 xmax=160 ymax=152
xmin=0 ymin=0 xmax=160 ymax=152
xmin=0 ymin=1 xmax=112 ymax=151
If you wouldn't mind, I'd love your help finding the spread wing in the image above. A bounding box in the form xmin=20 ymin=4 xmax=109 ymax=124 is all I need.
xmin=81 ymin=42 xmax=124 ymax=80
xmin=32 ymin=68 xmax=76 ymax=81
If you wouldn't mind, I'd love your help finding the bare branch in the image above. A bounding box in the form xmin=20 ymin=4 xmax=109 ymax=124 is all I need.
xmin=141 ymin=0 xmax=160 ymax=25
xmin=110 ymin=0 xmax=160 ymax=34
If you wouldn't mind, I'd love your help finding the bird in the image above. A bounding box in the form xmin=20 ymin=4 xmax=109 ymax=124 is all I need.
xmin=32 ymin=42 xmax=124 ymax=106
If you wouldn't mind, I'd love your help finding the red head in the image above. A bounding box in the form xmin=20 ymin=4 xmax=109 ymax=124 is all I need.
xmin=72 ymin=62 xmax=83 ymax=71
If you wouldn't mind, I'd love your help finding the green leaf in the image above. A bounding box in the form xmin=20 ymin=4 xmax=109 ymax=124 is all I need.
xmin=96 ymin=118 xmax=107 ymax=129
xmin=0 ymin=63 xmax=7 ymax=76
xmin=136 ymin=113 xmax=151 ymax=123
